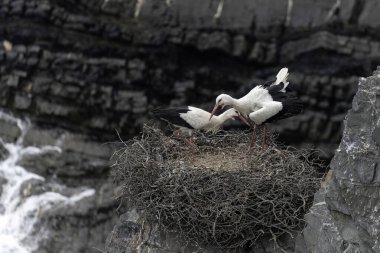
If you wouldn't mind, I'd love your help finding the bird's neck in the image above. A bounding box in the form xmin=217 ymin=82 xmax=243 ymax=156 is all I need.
xmin=224 ymin=96 xmax=239 ymax=110
xmin=215 ymin=112 xmax=231 ymax=124
xmin=232 ymin=99 xmax=248 ymax=116
xmin=209 ymin=113 xmax=230 ymax=131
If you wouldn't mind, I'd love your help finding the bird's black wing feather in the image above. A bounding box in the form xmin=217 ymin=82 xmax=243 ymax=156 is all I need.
xmin=262 ymin=78 xmax=276 ymax=88
xmin=152 ymin=107 xmax=194 ymax=129
xmin=267 ymin=82 xmax=299 ymax=100
xmin=266 ymin=83 xmax=289 ymax=100
xmin=266 ymin=97 xmax=304 ymax=123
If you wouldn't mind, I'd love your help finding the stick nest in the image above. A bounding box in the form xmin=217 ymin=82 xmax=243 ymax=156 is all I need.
xmin=112 ymin=124 xmax=321 ymax=249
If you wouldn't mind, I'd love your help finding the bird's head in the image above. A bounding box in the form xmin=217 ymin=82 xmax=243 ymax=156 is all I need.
xmin=209 ymin=94 xmax=233 ymax=120
xmin=223 ymin=108 xmax=250 ymax=126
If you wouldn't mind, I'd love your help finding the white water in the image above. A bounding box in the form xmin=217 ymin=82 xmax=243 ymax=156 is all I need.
xmin=0 ymin=111 xmax=95 ymax=253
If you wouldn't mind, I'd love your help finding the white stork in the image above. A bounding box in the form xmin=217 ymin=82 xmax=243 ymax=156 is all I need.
xmin=209 ymin=68 xmax=303 ymax=150
xmin=153 ymin=106 xmax=249 ymax=143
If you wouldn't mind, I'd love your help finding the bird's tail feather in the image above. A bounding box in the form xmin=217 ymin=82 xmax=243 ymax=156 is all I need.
xmin=275 ymin=68 xmax=289 ymax=85
xmin=151 ymin=107 xmax=191 ymax=122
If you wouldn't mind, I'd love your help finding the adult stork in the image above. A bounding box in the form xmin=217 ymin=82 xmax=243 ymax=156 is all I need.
xmin=153 ymin=106 xmax=249 ymax=143
xmin=209 ymin=68 xmax=303 ymax=150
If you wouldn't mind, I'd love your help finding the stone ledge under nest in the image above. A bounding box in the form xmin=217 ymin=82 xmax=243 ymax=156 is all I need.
xmin=112 ymin=124 xmax=322 ymax=249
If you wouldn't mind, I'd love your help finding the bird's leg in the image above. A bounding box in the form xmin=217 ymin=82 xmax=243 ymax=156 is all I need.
xmin=184 ymin=136 xmax=198 ymax=149
xmin=171 ymin=129 xmax=180 ymax=138
xmin=248 ymin=123 xmax=257 ymax=153
xmin=185 ymin=137 xmax=193 ymax=145
xmin=262 ymin=124 xmax=267 ymax=151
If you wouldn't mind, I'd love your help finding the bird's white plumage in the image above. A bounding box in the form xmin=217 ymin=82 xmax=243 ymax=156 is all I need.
xmin=231 ymin=86 xmax=273 ymax=118
xmin=248 ymin=101 xmax=283 ymax=125
xmin=179 ymin=106 xmax=238 ymax=133
xmin=179 ymin=106 xmax=210 ymax=130
xmin=213 ymin=67 xmax=292 ymax=125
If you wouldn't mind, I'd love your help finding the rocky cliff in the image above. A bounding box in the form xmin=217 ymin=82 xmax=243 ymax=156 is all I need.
xmin=296 ymin=68 xmax=380 ymax=252
xmin=1 ymin=0 xmax=380 ymax=252
xmin=2 ymin=0 xmax=378 ymax=159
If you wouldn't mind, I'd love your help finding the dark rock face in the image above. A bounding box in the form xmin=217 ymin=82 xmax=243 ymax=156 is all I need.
xmin=297 ymin=68 xmax=380 ymax=252
xmin=24 ymin=130 xmax=117 ymax=253
xmin=34 ymin=183 xmax=118 ymax=253
xmin=19 ymin=125 xmax=112 ymax=187
xmin=0 ymin=0 xmax=380 ymax=252
xmin=1 ymin=0 xmax=378 ymax=160
xmin=0 ymin=116 xmax=21 ymax=143
xmin=0 ymin=140 xmax=9 ymax=161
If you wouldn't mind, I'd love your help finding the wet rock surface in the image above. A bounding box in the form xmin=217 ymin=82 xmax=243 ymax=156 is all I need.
xmin=0 ymin=176 xmax=6 ymax=200
xmin=0 ymin=142 xmax=8 ymax=201
xmin=0 ymin=117 xmax=21 ymax=143
xmin=297 ymin=68 xmax=380 ymax=252
xmin=0 ymin=113 xmax=117 ymax=253
xmin=0 ymin=141 xmax=9 ymax=161
xmin=34 ymin=181 xmax=118 ymax=253
xmin=22 ymin=130 xmax=117 ymax=253
xmin=18 ymin=125 xmax=112 ymax=187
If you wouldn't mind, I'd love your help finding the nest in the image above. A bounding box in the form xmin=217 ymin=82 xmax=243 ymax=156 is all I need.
xmin=112 ymin=124 xmax=321 ymax=249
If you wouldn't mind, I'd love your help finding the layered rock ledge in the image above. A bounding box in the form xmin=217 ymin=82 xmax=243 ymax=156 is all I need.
xmin=2 ymin=0 xmax=378 ymax=159
xmin=297 ymin=68 xmax=380 ymax=252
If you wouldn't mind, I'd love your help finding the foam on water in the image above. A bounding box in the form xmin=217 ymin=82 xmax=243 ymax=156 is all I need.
xmin=0 ymin=111 xmax=95 ymax=253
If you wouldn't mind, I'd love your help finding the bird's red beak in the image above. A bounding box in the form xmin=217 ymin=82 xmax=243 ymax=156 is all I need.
xmin=238 ymin=114 xmax=250 ymax=126
xmin=209 ymin=104 xmax=220 ymax=121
